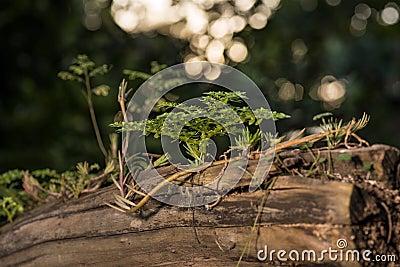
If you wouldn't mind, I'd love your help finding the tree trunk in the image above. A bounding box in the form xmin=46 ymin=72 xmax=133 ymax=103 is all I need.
xmin=0 ymin=144 xmax=399 ymax=267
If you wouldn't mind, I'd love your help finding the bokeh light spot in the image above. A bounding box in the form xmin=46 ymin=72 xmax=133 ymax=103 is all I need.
xmin=318 ymin=77 xmax=346 ymax=104
xmin=325 ymin=0 xmax=341 ymax=7
xmin=291 ymin=39 xmax=308 ymax=61
xmin=206 ymin=40 xmax=225 ymax=63
xmin=278 ymin=82 xmax=296 ymax=101
xmin=249 ymin=13 xmax=268 ymax=29
xmin=234 ymin=0 xmax=255 ymax=12
xmin=381 ymin=6 xmax=399 ymax=25
xmin=111 ymin=0 xmax=281 ymax=64
xmin=228 ymin=41 xmax=248 ymax=62
xmin=114 ymin=10 xmax=139 ymax=32
xmin=355 ymin=3 xmax=371 ymax=20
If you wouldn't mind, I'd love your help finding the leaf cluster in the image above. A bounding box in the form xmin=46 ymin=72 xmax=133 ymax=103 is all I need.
xmin=23 ymin=161 xmax=115 ymax=201
xmin=0 ymin=162 xmax=115 ymax=223
xmin=123 ymin=61 xmax=167 ymax=82
xmin=0 ymin=169 xmax=59 ymax=223
xmin=58 ymin=54 xmax=115 ymax=160
xmin=313 ymin=112 xmax=370 ymax=148
xmin=58 ymin=54 xmax=111 ymax=97
xmin=0 ymin=170 xmax=28 ymax=223
xmin=111 ymin=91 xmax=289 ymax=161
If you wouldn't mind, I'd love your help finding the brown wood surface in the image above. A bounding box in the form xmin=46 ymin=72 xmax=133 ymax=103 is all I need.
xmin=0 ymin=144 xmax=398 ymax=267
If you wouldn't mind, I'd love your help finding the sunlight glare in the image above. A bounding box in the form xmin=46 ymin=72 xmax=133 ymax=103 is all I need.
xmin=114 ymin=10 xmax=138 ymax=32
xmin=111 ymin=0 xmax=282 ymax=63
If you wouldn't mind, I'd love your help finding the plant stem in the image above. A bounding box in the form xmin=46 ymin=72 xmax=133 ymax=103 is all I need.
xmin=118 ymin=152 xmax=125 ymax=197
xmin=84 ymin=68 xmax=108 ymax=159
xmin=236 ymin=176 xmax=278 ymax=267
xmin=119 ymin=99 xmax=127 ymax=122
xmin=118 ymin=79 xmax=129 ymax=162
xmin=118 ymin=79 xmax=128 ymax=122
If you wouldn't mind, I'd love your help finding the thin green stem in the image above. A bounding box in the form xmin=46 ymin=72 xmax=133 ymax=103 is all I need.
xmin=236 ymin=176 xmax=278 ymax=267
xmin=83 ymin=68 xmax=108 ymax=159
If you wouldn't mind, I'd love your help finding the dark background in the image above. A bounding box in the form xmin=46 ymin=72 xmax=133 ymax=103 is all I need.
xmin=1 ymin=0 xmax=399 ymax=172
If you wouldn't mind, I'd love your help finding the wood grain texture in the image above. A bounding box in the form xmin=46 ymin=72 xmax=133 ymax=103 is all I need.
xmin=0 ymin=145 xmax=398 ymax=266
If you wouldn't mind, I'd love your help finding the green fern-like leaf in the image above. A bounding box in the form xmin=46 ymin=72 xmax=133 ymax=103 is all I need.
xmin=112 ymin=91 xmax=289 ymax=160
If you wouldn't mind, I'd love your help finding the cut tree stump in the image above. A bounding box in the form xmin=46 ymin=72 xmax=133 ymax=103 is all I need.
xmin=0 ymin=144 xmax=399 ymax=267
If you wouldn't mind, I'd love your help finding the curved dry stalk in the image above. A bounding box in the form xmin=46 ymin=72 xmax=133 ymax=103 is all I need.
xmin=126 ymin=160 xmax=234 ymax=213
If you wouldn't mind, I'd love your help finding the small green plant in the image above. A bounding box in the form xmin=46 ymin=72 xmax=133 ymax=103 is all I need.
xmin=23 ymin=161 xmax=115 ymax=201
xmin=313 ymin=112 xmax=370 ymax=148
xmin=313 ymin=112 xmax=343 ymax=148
xmin=0 ymin=162 xmax=116 ymax=224
xmin=111 ymin=91 xmax=289 ymax=162
xmin=58 ymin=55 xmax=113 ymax=160
xmin=0 ymin=55 xmax=118 ymax=222
xmin=304 ymin=149 xmax=324 ymax=177
xmin=0 ymin=56 xmax=373 ymax=225
xmin=107 ymin=87 xmax=290 ymax=213
xmin=0 ymin=170 xmax=29 ymax=223
xmin=0 ymin=197 xmax=24 ymax=223
xmin=107 ymin=62 xmax=373 ymax=215
xmin=335 ymin=152 xmax=352 ymax=162
xmin=363 ymin=162 xmax=373 ymax=170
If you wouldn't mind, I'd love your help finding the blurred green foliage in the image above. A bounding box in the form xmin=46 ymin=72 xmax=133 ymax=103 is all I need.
xmin=0 ymin=0 xmax=399 ymax=173
xmin=0 ymin=162 xmax=115 ymax=223
xmin=0 ymin=0 xmax=180 ymax=172
xmin=241 ymin=1 xmax=400 ymax=145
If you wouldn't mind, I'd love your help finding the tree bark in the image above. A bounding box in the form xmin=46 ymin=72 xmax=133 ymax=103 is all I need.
xmin=0 ymin=144 xmax=399 ymax=267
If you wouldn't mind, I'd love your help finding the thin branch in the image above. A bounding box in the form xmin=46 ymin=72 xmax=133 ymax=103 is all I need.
xmin=118 ymin=152 xmax=125 ymax=197
xmin=83 ymin=68 xmax=108 ymax=159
